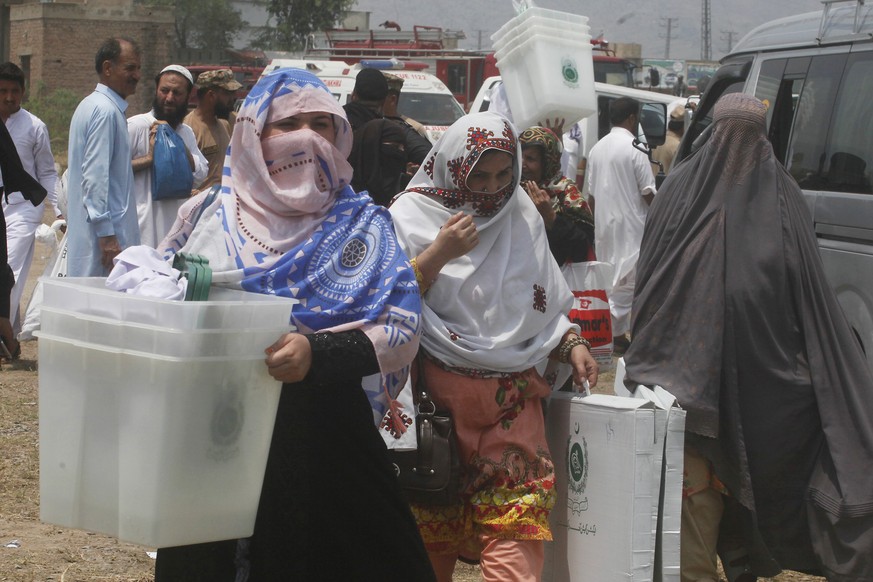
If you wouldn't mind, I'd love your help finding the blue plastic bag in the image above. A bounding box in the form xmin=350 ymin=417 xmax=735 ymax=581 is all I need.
xmin=151 ymin=123 xmax=194 ymax=200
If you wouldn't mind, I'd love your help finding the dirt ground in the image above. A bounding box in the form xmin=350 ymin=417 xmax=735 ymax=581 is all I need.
xmin=0 ymin=217 xmax=824 ymax=581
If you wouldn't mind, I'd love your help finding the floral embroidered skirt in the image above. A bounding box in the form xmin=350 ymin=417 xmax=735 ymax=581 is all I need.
xmin=410 ymin=356 xmax=557 ymax=557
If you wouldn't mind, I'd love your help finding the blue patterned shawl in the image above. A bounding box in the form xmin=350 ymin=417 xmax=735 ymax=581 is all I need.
xmin=160 ymin=68 xmax=421 ymax=423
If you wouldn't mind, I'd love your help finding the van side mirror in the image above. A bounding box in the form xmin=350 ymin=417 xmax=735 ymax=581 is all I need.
xmin=640 ymin=102 xmax=667 ymax=147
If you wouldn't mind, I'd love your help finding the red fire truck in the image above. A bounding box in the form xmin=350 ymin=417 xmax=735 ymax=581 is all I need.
xmin=306 ymin=25 xmax=635 ymax=110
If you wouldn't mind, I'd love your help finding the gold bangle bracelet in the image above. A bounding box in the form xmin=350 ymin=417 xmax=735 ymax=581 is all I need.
xmin=558 ymin=334 xmax=591 ymax=363
xmin=410 ymin=257 xmax=426 ymax=288
xmin=563 ymin=332 xmax=591 ymax=350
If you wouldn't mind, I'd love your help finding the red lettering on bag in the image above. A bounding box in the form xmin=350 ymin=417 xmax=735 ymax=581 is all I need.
xmin=569 ymin=290 xmax=612 ymax=349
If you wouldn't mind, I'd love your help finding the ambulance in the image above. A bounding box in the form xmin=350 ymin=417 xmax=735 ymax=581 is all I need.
xmin=259 ymin=59 xmax=466 ymax=143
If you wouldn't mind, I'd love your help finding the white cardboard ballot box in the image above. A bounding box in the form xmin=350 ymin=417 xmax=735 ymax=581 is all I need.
xmin=544 ymin=392 xmax=658 ymax=582
xmin=614 ymin=359 xmax=686 ymax=582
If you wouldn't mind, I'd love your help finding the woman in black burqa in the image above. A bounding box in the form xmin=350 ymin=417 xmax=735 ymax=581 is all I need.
xmin=624 ymin=93 xmax=873 ymax=581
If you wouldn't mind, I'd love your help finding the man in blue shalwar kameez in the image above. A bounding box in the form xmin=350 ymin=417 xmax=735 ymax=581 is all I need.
xmin=66 ymin=37 xmax=142 ymax=276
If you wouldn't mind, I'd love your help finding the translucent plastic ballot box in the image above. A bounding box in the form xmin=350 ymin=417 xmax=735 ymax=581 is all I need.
xmin=37 ymin=277 xmax=297 ymax=548
xmin=492 ymin=8 xmax=596 ymax=130
xmin=40 ymin=277 xmax=295 ymax=330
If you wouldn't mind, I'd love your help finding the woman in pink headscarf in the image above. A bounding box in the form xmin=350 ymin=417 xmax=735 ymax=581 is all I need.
xmin=154 ymin=68 xmax=434 ymax=582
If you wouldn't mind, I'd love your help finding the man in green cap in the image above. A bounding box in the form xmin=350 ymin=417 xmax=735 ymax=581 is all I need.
xmin=184 ymin=69 xmax=242 ymax=191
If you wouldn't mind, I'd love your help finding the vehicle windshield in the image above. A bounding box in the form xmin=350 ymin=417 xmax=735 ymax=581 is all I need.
xmin=399 ymin=93 xmax=465 ymax=126
xmin=594 ymin=61 xmax=634 ymax=87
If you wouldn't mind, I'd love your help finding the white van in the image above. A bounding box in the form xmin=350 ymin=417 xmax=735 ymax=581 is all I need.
xmin=676 ymin=1 xmax=873 ymax=367
xmin=470 ymin=75 xmax=679 ymax=193
xmin=259 ymin=59 xmax=466 ymax=143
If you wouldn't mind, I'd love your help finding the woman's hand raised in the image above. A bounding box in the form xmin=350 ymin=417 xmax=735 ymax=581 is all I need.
xmin=523 ymin=180 xmax=557 ymax=228
xmin=412 ymin=211 xmax=480 ymax=291
xmin=431 ymin=211 xmax=479 ymax=262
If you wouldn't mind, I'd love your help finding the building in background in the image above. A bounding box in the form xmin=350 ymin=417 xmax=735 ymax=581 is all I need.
xmin=0 ymin=0 xmax=174 ymax=115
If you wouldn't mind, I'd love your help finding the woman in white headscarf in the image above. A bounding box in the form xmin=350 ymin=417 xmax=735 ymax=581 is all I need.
xmin=389 ymin=111 xmax=599 ymax=581
xmin=153 ymin=68 xmax=434 ymax=581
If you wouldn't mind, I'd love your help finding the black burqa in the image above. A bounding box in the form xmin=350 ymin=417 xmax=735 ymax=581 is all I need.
xmin=0 ymin=120 xmax=46 ymax=317
xmin=624 ymin=93 xmax=873 ymax=580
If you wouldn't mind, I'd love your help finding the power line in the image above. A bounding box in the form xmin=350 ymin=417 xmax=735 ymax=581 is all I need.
xmin=472 ymin=29 xmax=488 ymax=51
xmin=701 ymin=0 xmax=712 ymax=60
xmin=720 ymin=29 xmax=737 ymax=55
xmin=660 ymin=17 xmax=679 ymax=59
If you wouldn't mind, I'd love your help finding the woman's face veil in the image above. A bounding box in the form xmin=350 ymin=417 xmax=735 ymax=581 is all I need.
xmin=242 ymin=67 xmax=353 ymax=156
xmin=227 ymin=68 xmax=355 ymax=218
xmin=404 ymin=111 xmax=521 ymax=217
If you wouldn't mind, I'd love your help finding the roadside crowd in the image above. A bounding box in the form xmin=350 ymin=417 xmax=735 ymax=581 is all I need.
xmin=1 ymin=34 xmax=872 ymax=582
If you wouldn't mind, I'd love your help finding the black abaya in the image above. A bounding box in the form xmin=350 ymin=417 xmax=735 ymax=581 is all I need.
xmin=155 ymin=330 xmax=435 ymax=581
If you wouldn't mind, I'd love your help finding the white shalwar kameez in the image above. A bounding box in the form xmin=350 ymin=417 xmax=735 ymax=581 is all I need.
xmin=587 ymin=126 xmax=656 ymax=336
xmin=2 ymin=107 xmax=59 ymax=335
xmin=128 ymin=112 xmax=208 ymax=247
xmin=561 ymin=121 xmax=584 ymax=181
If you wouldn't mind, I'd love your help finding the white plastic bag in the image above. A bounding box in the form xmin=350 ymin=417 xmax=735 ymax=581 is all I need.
xmin=561 ymin=261 xmax=615 ymax=368
xmin=512 ymin=0 xmax=536 ymax=14
xmin=19 ymin=222 xmax=66 ymax=341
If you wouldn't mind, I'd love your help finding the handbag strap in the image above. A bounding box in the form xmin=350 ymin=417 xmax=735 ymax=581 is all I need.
xmin=412 ymin=351 xmax=432 ymax=407
xmin=413 ymin=352 xmax=439 ymax=475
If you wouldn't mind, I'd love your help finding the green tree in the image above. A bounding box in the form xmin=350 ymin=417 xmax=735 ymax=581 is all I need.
xmin=255 ymin=0 xmax=355 ymax=51
xmin=24 ymin=83 xmax=80 ymax=164
xmin=147 ymin=0 xmax=247 ymax=50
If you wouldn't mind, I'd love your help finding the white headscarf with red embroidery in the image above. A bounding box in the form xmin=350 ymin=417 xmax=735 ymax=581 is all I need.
xmin=390 ymin=111 xmax=574 ymax=373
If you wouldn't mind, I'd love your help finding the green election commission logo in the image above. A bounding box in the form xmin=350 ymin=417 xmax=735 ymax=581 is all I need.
xmin=570 ymin=442 xmax=585 ymax=482
xmin=566 ymin=424 xmax=589 ymax=514
xmin=562 ymin=57 xmax=579 ymax=88
xmin=568 ymin=438 xmax=587 ymax=492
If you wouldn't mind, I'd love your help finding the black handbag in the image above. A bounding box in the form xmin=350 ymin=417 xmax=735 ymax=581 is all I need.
xmin=388 ymin=356 xmax=461 ymax=506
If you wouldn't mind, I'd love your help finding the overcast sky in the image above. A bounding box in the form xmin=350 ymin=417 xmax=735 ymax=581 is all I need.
xmin=351 ymin=0 xmax=825 ymax=60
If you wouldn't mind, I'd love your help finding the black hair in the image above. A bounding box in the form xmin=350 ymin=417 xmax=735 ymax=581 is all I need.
xmin=0 ymin=62 xmax=25 ymax=89
xmin=609 ymin=97 xmax=640 ymax=126
xmin=94 ymin=37 xmax=141 ymax=75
